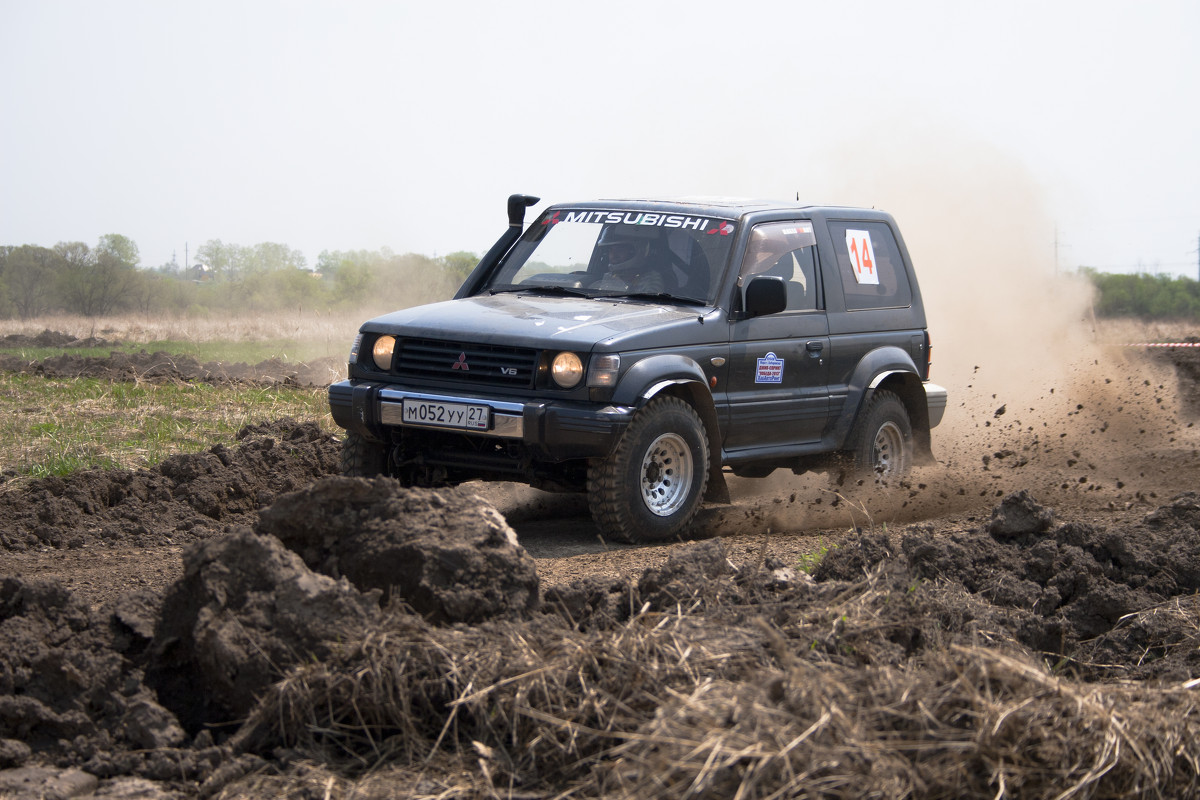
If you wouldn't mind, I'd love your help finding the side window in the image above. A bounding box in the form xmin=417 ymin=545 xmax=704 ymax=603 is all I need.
xmin=826 ymin=220 xmax=912 ymax=310
xmin=737 ymin=221 xmax=819 ymax=312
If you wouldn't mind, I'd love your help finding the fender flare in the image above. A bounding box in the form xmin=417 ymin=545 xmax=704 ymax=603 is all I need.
xmin=610 ymin=354 xmax=730 ymax=503
xmin=611 ymin=354 xmax=709 ymax=407
xmin=830 ymin=346 xmax=922 ymax=448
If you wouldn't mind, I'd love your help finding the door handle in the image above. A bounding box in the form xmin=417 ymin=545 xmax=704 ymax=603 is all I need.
xmin=805 ymin=340 xmax=824 ymax=352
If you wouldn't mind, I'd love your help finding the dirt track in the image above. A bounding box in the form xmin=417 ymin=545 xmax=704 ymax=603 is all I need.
xmin=1 ymin=338 xmax=1199 ymax=798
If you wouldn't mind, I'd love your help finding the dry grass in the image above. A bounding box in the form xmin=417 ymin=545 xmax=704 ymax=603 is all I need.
xmin=218 ymin=565 xmax=1200 ymax=800
xmin=1088 ymin=317 xmax=1200 ymax=345
xmin=0 ymin=310 xmax=364 ymax=357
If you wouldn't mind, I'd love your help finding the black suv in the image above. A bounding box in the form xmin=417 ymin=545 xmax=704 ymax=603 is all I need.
xmin=329 ymin=194 xmax=947 ymax=542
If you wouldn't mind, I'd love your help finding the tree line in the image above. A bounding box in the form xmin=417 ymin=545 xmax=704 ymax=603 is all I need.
xmin=0 ymin=235 xmax=479 ymax=319
xmin=2 ymin=235 xmax=1197 ymax=321
xmin=1083 ymin=269 xmax=1200 ymax=320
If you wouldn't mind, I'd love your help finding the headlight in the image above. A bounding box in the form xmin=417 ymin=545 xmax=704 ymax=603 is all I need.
xmin=551 ymin=352 xmax=584 ymax=388
xmin=587 ymin=354 xmax=620 ymax=388
xmin=372 ymin=335 xmax=396 ymax=371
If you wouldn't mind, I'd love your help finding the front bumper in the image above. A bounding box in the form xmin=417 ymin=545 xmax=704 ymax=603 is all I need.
xmin=328 ymin=380 xmax=635 ymax=461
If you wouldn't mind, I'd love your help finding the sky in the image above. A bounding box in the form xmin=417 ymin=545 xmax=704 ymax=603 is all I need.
xmin=2 ymin=0 xmax=1198 ymax=279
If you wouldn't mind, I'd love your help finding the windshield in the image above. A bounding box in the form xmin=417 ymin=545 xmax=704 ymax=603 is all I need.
xmin=482 ymin=209 xmax=738 ymax=304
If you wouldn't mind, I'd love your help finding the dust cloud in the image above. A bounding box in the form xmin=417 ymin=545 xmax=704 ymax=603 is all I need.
xmin=724 ymin=125 xmax=1200 ymax=530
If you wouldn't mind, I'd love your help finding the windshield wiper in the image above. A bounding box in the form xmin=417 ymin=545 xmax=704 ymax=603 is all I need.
xmin=490 ymin=285 xmax=590 ymax=298
xmin=606 ymin=291 xmax=707 ymax=306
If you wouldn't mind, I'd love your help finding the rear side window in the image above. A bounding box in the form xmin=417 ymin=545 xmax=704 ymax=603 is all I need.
xmin=826 ymin=220 xmax=911 ymax=310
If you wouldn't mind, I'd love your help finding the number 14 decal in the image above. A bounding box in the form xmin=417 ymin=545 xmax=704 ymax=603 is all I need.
xmin=845 ymin=230 xmax=879 ymax=285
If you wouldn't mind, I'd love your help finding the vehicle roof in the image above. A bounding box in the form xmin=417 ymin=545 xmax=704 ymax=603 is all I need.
xmin=550 ymin=196 xmax=895 ymax=222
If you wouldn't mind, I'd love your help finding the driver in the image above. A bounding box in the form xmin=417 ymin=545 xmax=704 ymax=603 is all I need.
xmin=594 ymin=226 xmax=666 ymax=293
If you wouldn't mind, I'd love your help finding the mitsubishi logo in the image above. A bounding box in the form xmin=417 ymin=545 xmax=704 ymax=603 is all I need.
xmin=452 ymin=352 xmax=469 ymax=371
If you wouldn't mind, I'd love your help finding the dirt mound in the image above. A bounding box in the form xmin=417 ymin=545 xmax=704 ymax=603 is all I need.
xmin=233 ymin=518 xmax=1200 ymax=799
xmin=0 ymin=348 xmax=342 ymax=387
xmin=0 ymin=329 xmax=116 ymax=349
xmin=257 ymin=476 xmax=540 ymax=624
xmin=0 ymin=577 xmax=182 ymax=755
xmin=0 ymin=419 xmax=340 ymax=551
xmin=145 ymin=529 xmax=383 ymax=734
xmin=0 ymin=479 xmax=538 ymax=794
xmin=4 ymin=490 xmax=1200 ymax=798
xmin=816 ymin=491 xmax=1200 ymax=678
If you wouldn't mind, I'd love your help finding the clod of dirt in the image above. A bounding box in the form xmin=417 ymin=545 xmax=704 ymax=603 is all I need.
xmin=257 ymin=476 xmax=540 ymax=625
xmin=0 ymin=577 xmax=181 ymax=755
xmin=636 ymin=538 xmax=738 ymax=607
xmin=109 ymin=589 xmax=160 ymax=657
xmin=0 ymin=766 xmax=99 ymax=799
xmin=543 ymin=577 xmax=634 ymax=629
xmin=145 ymin=529 xmax=383 ymax=734
xmin=1144 ymin=491 xmax=1200 ymax=529
xmin=0 ymin=739 xmax=30 ymax=768
xmin=811 ymin=532 xmax=896 ymax=582
xmin=986 ymin=489 xmax=1055 ymax=541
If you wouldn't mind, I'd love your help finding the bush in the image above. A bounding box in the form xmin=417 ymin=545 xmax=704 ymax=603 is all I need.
xmin=1086 ymin=270 xmax=1200 ymax=320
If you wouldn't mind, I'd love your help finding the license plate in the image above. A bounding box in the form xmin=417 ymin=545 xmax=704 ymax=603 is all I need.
xmin=401 ymin=399 xmax=489 ymax=431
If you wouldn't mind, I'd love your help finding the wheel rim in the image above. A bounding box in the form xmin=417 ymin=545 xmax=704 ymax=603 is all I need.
xmin=639 ymin=432 xmax=694 ymax=517
xmin=871 ymin=421 xmax=905 ymax=481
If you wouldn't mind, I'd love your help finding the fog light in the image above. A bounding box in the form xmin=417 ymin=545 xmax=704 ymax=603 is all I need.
xmin=372 ymin=335 xmax=396 ymax=371
xmin=551 ymin=352 xmax=583 ymax=388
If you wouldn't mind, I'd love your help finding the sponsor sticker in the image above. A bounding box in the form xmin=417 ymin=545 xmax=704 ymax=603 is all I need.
xmin=546 ymin=209 xmax=735 ymax=235
xmin=755 ymin=352 xmax=784 ymax=384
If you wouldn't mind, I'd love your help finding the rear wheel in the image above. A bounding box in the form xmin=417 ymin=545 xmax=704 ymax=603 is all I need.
xmin=341 ymin=431 xmax=388 ymax=477
xmin=847 ymin=390 xmax=912 ymax=484
xmin=587 ymin=396 xmax=709 ymax=543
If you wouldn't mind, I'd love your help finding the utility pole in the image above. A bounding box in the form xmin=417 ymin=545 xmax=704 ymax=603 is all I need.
xmin=1053 ymin=225 xmax=1068 ymax=275
xmin=1054 ymin=225 xmax=1059 ymax=275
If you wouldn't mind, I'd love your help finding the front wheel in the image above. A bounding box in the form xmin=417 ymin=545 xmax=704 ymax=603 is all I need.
xmin=846 ymin=390 xmax=913 ymax=484
xmin=341 ymin=431 xmax=388 ymax=477
xmin=587 ymin=396 xmax=710 ymax=543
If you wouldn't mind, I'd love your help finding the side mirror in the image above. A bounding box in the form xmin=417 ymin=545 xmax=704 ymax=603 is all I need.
xmin=745 ymin=275 xmax=787 ymax=317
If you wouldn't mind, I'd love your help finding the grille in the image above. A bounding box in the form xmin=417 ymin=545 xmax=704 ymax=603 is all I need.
xmin=393 ymin=338 xmax=538 ymax=389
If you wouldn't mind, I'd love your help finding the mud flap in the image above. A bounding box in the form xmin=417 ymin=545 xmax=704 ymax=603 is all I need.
xmin=704 ymin=469 xmax=731 ymax=504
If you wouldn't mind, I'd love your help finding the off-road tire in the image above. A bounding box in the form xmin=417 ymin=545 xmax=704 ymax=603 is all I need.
xmin=587 ymin=396 xmax=709 ymax=543
xmin=846 ymin=389 xmax=912 ymax=484
xmin=341 ymin=431 xmax=387 ymax=478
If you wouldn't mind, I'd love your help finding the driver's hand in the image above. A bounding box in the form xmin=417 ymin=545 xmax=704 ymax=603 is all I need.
xmin=593 ymin=274 xmax=628 ymax=290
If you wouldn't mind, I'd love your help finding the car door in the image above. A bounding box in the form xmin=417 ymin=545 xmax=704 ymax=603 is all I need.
xmin=724 ymin=221 xmax=830 ymax=451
